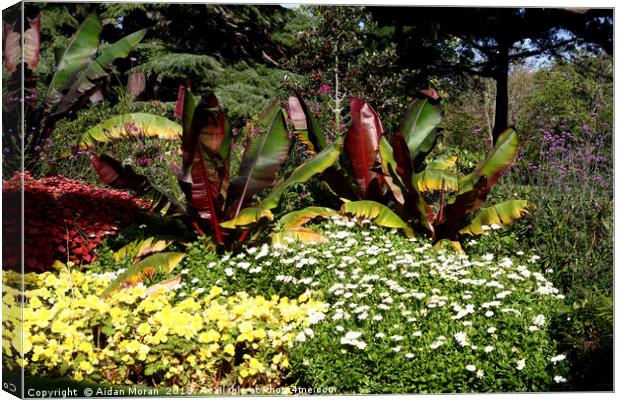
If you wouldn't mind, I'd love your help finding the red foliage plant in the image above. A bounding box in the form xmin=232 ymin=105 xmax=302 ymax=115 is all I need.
xmin=2 ymin=173 xmax=148 ymax=272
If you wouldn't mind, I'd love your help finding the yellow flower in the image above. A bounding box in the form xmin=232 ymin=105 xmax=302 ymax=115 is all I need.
xmin=78 ymin=361 xmax=94 ymax=374
xmin=224 ymin=343 xmax=235 ymax=356
xmin=238 ymin=320 xmax=253 ymax=334
xmin=198 ymin=329 xmax=220 ymax=344
xmin=43 ymin=274 xmax=58 ymax=287
xmin=253 ymin=329 xmax=266 ymax=340
xmin=137 ymin=323 xmax=151 ymax=336
xmin=249 ymin=357 xmax=264 ymax=372
xmin=78 ymin=342 xmax=93 ymax=353
xmin=209 ymin=286 xmax=223 ymax=298
xmin=125 ymin=340 xmax=143 ymax=354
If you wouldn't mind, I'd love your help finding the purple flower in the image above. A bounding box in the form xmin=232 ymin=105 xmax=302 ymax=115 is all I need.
xmin=130 ymin=56 xmax=137 ymax=62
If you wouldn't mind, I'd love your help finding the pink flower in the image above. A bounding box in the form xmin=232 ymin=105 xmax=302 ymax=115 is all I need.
xmin=318 ymin=84 xmax=333 ymax=95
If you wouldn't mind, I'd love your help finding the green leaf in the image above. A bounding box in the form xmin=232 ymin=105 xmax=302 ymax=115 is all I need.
xmin=341 ymin=200 xmax=413 ymax=237
xmin=80 ymin=113 xmax=181 ymax=146
xmin=459 ymin=200 xmax=531 ymax=236
xmin=433 ymin=239 xmax=465 ymax=253
xmin=413 ymin=169 xmax=459 ymax=192
xmin=46 ymin=14 xmax=102 ymax=103
xmin=259 ymin=143 xmax=341 ymax=210
xmin=426 ymin=155 xmax=457 ymax=170
xmin=258 ymin=98 xmax=280 ymax=126
xmin=272 ymin=227 xmax=328 ymax=246
xmin=220 ymin=207 xmax=273 ymax=229
xmin=399 ymin=90 xmax=442 ymax=162
xmin=459 ymin=128 xmax=519 ymax=194
xmin=227 ymin=109 xmax=290 ymax=215
xmin=54 ymin=29 xmax=147 ymax=116
xmin=102 ymin=252 xmax=186 ymax=296
xmin=278 ymin=207 xmax=338 ymax=230
xmin=288 ymin=95 xmax=328 ymax=153
xmin=378 ymin=136 xmax=405 ymax=204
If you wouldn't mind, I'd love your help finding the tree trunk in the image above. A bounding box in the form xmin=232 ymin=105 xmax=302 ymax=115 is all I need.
xmin=493 ymin=43 xmax=510 ymax=143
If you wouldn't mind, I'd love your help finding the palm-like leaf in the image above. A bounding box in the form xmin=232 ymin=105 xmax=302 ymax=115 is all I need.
xmin=220 ymin=207 xmax=273 ymax=229
xmin=46 ymin=14 xmax=102 ymax=104
xmin=399 ymin=90 xmax=442 ymax=169
xmin=278 ymin=207 xmax=338 ymax=230
xmin=413 ymin=169 xmax=459 ymax=192
xmin=227 ymin=109 xmax=290 ymax=216
xmin=341 ymin=200 xmax=413 ymax=237
xmin=80 ymin=113 xmax=181 ymax=147
xmin=102 ymin=252 xmax=186 ymax=296
xmin=259 ymin=142 xmax=341 ymax=210
xmin=272 ymin=227 xmax=328 ymax=246
xmin=54 ymin=29 xmax=147 ymax=116
xmin=459 ymin=200 xmax=531 ymax=236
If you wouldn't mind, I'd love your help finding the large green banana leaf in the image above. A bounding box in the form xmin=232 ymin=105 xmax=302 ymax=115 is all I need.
xmin=80 ymin=113 xmax=181 ymax=146
xmin=458 ymin=128 xmax=518 ymax=194
xmin=46 ymin=14 xmax=102 ymax=103
xmin=227 ymin=109 xmax=290 ymax=216
xmin=54 ymin=29 xmax=147 ymax=116
xmin=272 ymin=227 xmax=329 ymax=246
xmin=378 ymin=136 xmax=405 ymax=204
xmin=341 ymin=200 xmax=413 ymax=237
xmin=413 ymin=169 xmax=459 ymax=192
xmin=399 ymin=90 xmax=442 ymax=164
xmin=427 ymin=155 xmax=457 ymax=170
xmin=259 ymin=142 xmax=341 ymax=210
xmin=459 ymin=200 xmax=530 ymax=236
xmin=278 ymin=206 xmax=338 ymax=230
xmin=220 ymin=207 xmax=273 ymax=229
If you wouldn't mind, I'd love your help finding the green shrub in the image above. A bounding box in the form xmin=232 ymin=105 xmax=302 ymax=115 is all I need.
xmin=183 ymin=217 xmax=568 ymax=393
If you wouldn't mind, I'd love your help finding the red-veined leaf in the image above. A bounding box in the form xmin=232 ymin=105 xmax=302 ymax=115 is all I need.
xmin=344 ymin=98 xmax=385 ymax=198
xmin=2 ymin=22 xmax=20 ymax=73
xmin=23 ymin=14 xmax=40 ymax=70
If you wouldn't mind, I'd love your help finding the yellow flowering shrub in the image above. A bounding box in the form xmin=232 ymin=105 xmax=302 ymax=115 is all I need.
xmin=2 ymin=266 xmax=327 ymax=389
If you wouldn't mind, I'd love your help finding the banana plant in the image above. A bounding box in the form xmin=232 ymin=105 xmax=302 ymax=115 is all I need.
xmin=2 ymin=11 xmax=146 ymax=175
xmin=290 ymin=90 xmax=529 ymax=243
xmin=91 ymin=87 xmax=341 ymax=250
xmin=377 ymin=92 xmax=530 ymax=242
